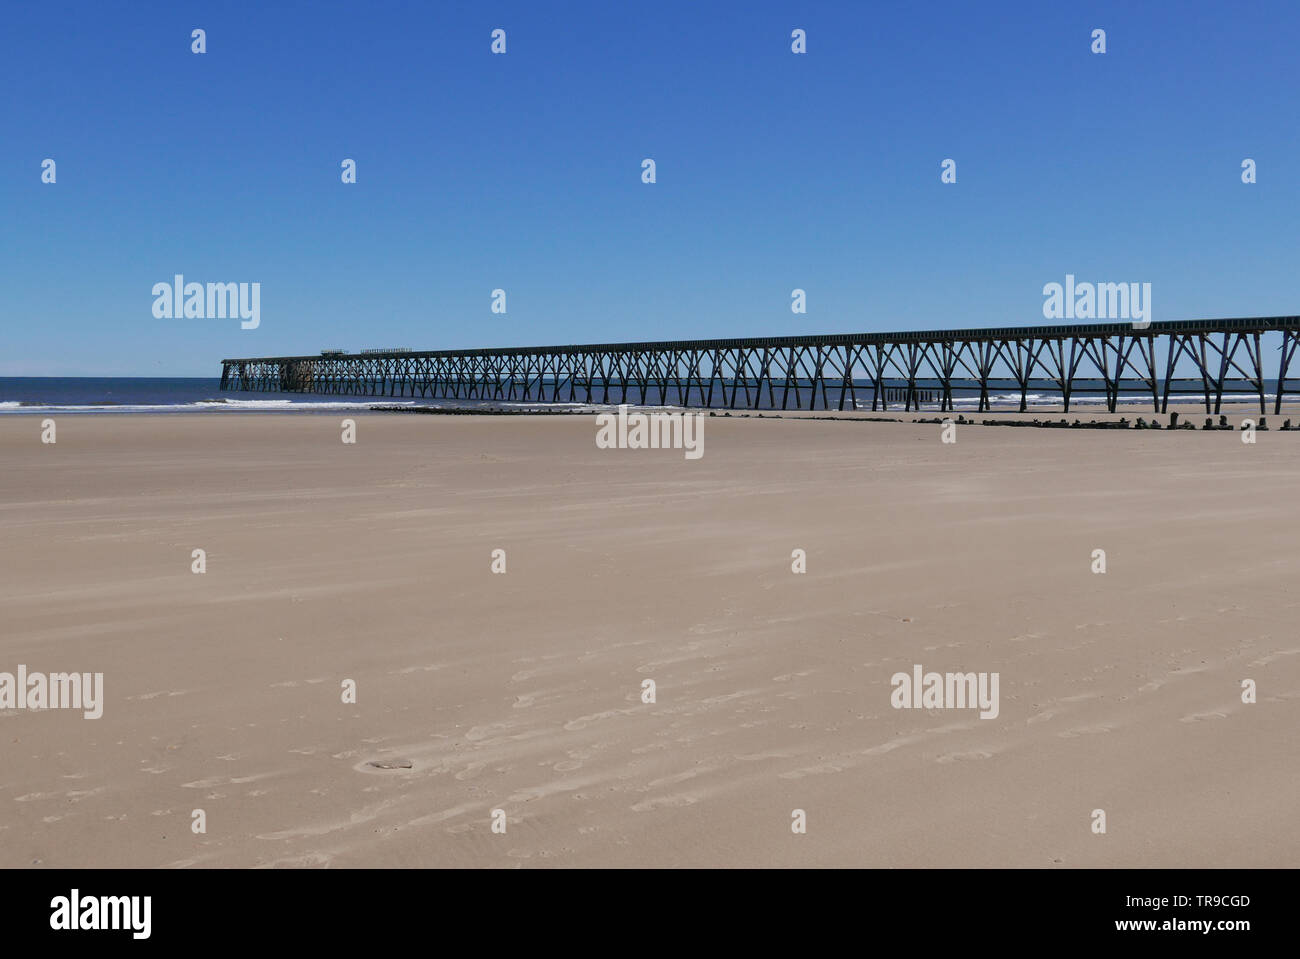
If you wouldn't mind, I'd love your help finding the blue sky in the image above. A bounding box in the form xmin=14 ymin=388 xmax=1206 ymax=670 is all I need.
xmin=2 ymin=0 xmax=1297 ymax=375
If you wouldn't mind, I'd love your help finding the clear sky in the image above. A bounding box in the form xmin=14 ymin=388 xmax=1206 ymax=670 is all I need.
xmin=2 ymin=0 xmax=1297 ymax=375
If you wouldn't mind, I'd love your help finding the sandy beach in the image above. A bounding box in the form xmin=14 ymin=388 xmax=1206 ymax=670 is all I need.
xmin=1 ymin=411 xmax=1297 ymax=868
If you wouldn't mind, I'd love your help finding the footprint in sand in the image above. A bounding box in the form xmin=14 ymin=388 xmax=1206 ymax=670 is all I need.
xmin=128 ymin=689 xmax=194 ymax=701
xmin=513 ymin=694 xmax=536 ymax=709
xmin=366 ymin=758 xmax=414 ymax=770
xmin=779 ymin=761 xmax=847 ymax=780
xmin=772 ymin=669 xmax=815 ymax=683
xmin=936 ymin=749 xmax=996 ymax=763
xmin=466 ymin=722 xmax=513 ymax=742
xmin=1180 ymin=710 xmax=1229 ymax=723
xmin=863 ymin=740 xmax=907 ymax=756
xmin=392 ymin=664 xmax=442 ymax=675
xmin=631 ymin=793 xmax=700 ymax=812
xmin=1058 ymin=724 xmax=1112 ymax=738
xmin=630 ymin=742 xmax=670 ymax=755
xmin=454 ymin=762 xmax=486 ymax=781
xmin=647 ymin=765 xmax=720 ymax=789
xmin=1249 ymin=648 xmax=1300 ymax=667
xmin=563 ymin=709 xmax=630 ymax=732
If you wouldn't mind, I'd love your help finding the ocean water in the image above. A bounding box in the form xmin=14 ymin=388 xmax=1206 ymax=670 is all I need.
xmin=0 ymin=378 xmax=425 ymax=414
xmin=0 ymin=376 xmax=1275 ymax=414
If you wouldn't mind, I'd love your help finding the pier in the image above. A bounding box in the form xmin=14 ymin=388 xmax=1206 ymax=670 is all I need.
xmin=220 ymin=316 xmax=1300 ymax=414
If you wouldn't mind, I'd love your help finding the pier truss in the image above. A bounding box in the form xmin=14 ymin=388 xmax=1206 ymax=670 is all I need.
xmin=221 ymin=316 xmax=1300 ymax=414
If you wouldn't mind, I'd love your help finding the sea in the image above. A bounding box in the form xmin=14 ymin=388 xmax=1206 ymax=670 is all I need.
xmin=0 ymin=378 xmax=426 ymax=415
xmin=0 ymin=377 xmax=1276 ymax=414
